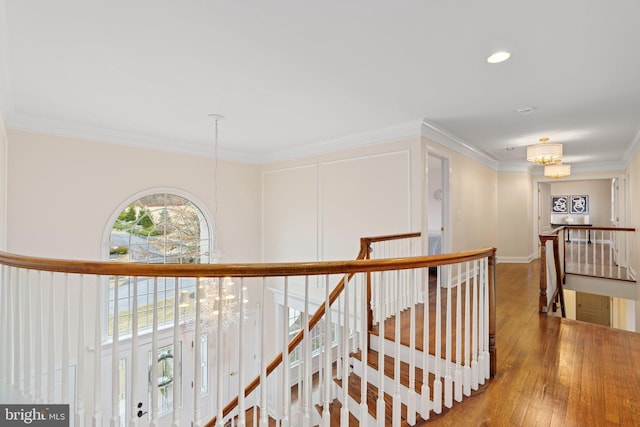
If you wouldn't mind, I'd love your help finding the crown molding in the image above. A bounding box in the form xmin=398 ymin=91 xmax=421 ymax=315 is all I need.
xmin=420 ymin=120 xmax=500 ymax=171
xmin=5 ymin=112 xmax=259 ymax=163
xmin=623 ymin=125 xmax=640 ymax=168
xmin=496 ymin=162 xmax=533 ymax=173
xmin=258 ymin=120 xmax=422 ymax=163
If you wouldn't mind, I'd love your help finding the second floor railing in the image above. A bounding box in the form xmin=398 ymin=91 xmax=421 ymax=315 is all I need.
xmin=539 ymin=225 xmax=636 ymax=315
xmin=0 ymin=233 xmax=497 ymax=427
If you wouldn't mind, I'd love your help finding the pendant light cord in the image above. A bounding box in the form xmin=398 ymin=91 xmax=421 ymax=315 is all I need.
xmin=209 ymin=114 xmax=224 ymax=262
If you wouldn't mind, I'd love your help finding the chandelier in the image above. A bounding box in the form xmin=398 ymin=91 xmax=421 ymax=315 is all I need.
xmin=526 ymin=137 xmax=562 ymax=164
xmin=544 ymin=163 xmax=571 ymax=179
xmin=179 ymin=277 xmax=244 ymax=332
xmin=177 ymin=114 xmax=245 ymax=330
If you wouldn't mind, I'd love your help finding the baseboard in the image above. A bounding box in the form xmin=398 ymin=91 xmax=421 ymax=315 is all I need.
xmin=497 ymin=254 xmax=535 ymax=264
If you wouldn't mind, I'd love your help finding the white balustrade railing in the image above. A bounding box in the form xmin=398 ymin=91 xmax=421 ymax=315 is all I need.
xmin=0 ymin=236 xmax=496 ymax=427
xmin=539 ymin=226 xmax=636 ymax=315
xmin=563 ymin=226 xmax=635 ymax=280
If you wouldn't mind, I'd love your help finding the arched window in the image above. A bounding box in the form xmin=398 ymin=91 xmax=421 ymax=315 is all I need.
xmin=107 ymin=192 xmax=211 ymax=335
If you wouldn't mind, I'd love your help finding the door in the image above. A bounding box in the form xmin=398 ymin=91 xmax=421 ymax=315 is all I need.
xmin=427 ymin=150 xmax=450 ymax=255
xmin=576 ymin=292 xmax=611 ymax=327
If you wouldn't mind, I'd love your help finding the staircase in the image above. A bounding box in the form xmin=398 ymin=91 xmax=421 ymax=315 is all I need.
xmin=317 ymin=295 xmax=493 ymax=427
xmin=0 ymin=233 xmax=496 ymax=427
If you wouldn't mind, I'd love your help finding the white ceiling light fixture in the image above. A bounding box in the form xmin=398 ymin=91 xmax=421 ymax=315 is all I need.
xmin=487 ymin=51 xmax=511 ymax=63
xmin=544 ymin=163 xmax=571 ymax=179
xmin=527 ymin=137 xmax=563 ymax=164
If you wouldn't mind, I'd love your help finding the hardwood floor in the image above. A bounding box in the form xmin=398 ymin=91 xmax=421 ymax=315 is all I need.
xmin=235 ymin=261 xmax=640 ymax=426
xmin=418 ymin=261 xmax=640 ymax=426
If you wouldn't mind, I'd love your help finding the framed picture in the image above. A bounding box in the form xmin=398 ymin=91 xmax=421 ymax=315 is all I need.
xmin=551 ymin=195 xmax=569 ymax=214
xmin=570 ymin=195 xmax=589 ymax=214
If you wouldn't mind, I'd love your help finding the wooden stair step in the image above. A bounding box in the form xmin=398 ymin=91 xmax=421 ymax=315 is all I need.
xmin=313 ymin=399 xmax=360 ymax=426
xmin=351 ymin=348 xmax=431 ymax=394
xmin=334 ymin=372 xmax=428 ymax=426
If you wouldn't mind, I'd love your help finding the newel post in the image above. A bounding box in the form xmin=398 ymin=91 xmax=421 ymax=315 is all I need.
xmin=539 ymin=236 xmax=549 ymax=314
xmin=360 ymin=238 xmax=373 ymax=350
xmin=488 ymin=250 xmax=497 ymax=378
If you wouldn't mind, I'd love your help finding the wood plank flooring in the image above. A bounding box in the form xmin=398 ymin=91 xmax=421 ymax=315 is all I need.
xmin=235 ymin=261 xmax=640 ymax=426
xmin=416 ymin=260 xmax=640 ymax=426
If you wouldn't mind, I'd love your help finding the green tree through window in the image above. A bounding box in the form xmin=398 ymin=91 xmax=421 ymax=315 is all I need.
xmin=107 ymin=193 xmax=212 ymax=335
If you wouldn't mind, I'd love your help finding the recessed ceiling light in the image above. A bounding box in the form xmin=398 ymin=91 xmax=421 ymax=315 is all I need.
xmin=487 ymin=51 xmax=511 ymax=64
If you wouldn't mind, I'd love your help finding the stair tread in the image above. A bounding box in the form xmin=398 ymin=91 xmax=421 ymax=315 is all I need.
xmin=333 ymin=372 xmax=427 ymax=426
xmin=351 ymin=348 xmax=435 ymax=393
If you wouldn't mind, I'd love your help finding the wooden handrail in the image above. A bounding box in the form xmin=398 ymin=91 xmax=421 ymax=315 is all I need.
xmin=539 ymin=234 xmax=565 ymax=315
xmin=208 ymin=246 xmax=368 ymax=426
xmin=203 ymin=236 xmax=494 ymax=425
xmin=0 ymin=247 xmax=493 ymax=278
xmin=539 ymin=226 xmax=636 ymax=315
xmin=547 ymin=225 xmax=635 ymax=233
xmin=0 ymin=235 xmax=496 ymax=426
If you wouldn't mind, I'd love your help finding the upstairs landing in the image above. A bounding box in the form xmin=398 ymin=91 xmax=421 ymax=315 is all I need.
xmin=396 ymin=261 xmax=640 ymax=426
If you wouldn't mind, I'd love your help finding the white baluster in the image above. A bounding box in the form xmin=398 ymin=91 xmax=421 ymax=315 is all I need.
xmin=471 ymin=261 xmax=479 ymax=391
xmin=92 ymin=275 xmax=102 ymax=427
xmin=577 ymin=231 xmax=581 ymax=273
xmin=376 ymin=271 xmax=386 ymax=427
xmin=110 ymin=276 xmax=120 ymax=427
xmin=322 ymin=275 xmax=331 ymax=427
xmin=34 ymin=271 xmax=42 ymax=403
xmin=237 ymin=279 xmax=247 ymax=427
xmin=62 ymin=273 xmax=69 ymax=404
xmin=477 ymin=261 xmax=486 ymax=386
xmin=592 ymin=229 xmax=596 ymax=273
xmin=129 ymin=277 xmax=139 ymax=427
xmin=150 ymin=277 xmax=159 ymax=427
xmin=171 ymin=278 xmax=180 ymax=427
xmin=216 ymin=278 xmax=224 ymax=427
xmin=483 ymin=258 xmax=491 ymax=380
xmin=600 ymin=230 xmax=605 ymax=275
xmin=420 ymin=267 xmax=431 ymax=420
xmin=259 ymin=277 xmax=268 ymax=427
xmin=392 ymin=271 xmax=401 ymax=427
xmin=77 ymin=274 xmax=86 ymax=427
xmin=47 ymin=272 xmax=55 ymax=404
xmin=24 ymin=269 xmax=31 ymax=401
xmin=340 ymin=274 xmax=349 ymax=427
xmin=301 ymin=276 xmax=311 ymax=427
xmin=337 ymin=288 xmax=342 ymax=383
xmin=360 ymin=273 xmax=369 ymax=423
xmin=282 ymin=277 xmax=290 ymax=427
xmin=463 ymin=262 xmax=472 ymax=397
xmin=194 ymin=279 xmax=202 ymax=427
xmin=12 ymin=267 xmax=21 ymax=401
xmin=432 ymin=266 xmax=442 ymax=414
xmin=407 ymin=269 xmax=417 ymax=426
xmin=455 ymin=263 xmax=463 ymax=403
xmin=444 ymin=266 xmax=453 ymax=408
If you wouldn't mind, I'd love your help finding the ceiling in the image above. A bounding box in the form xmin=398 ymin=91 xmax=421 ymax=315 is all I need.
xmin=1 ymin=1 xmax=640 ymax=172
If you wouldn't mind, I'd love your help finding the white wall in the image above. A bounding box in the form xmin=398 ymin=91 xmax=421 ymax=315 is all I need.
xmin=6 ymin=129 xmax=260 ymax=262
xmin=261 ymin=139 xmax=421 ymax=263
xmin=498 ymin=172 xmax=534 ymax=262
xmin=549 ymin=179 xmax=611 ymax=226
xmin=5 ymin=129 xmax=262 ymax=418
xmin=0 ymin=111 xmax=7 ymax=250
xmin=427 ymin=155 xmax=442 ymax=232
xmin=626 ymin=152 xmax=640 ymax=330
xmin=423 ymin=138 xmax=498 ymax=253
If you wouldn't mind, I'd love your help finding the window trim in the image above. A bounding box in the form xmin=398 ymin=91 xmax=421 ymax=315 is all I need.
xmin=100 ymin=187 xmax=214 ymax=341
